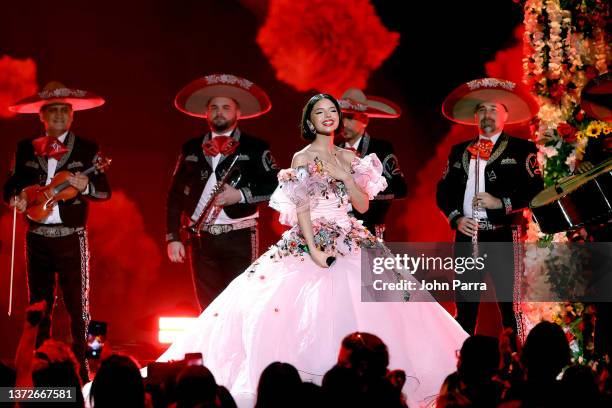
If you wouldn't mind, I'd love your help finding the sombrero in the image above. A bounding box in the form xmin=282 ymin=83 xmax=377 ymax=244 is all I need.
xmin=9 ymin=81 xmax=105 ymax=114
xmin=175 ymin=74 xmax=271 ymax=119
xmin=338 ymin=88 xmax=401 ymax=119
xmin=442 ymin=78 xmax=539 ymax=125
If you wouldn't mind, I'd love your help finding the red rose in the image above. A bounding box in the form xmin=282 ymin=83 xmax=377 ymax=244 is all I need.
xmin=575 ymin=110 xmax=585 ymax=122
xmin=557 ymin=123 xmax=577 ymax=142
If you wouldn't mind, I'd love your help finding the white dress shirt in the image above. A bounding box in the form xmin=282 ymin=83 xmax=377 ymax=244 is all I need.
xmin=344 ymin=135 xmax=362 ymax=150
xmin=462 ymin=133 xmax=500 ymax=220
xmin=191 ymin=131 xmax=257 ymax=225
xmin=40 ymin=132 xmax=68 ymax=224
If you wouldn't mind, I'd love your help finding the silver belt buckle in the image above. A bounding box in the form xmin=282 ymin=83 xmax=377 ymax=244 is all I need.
xmin=208 ymin=224 xmax=231 ymax=235
xmin=478 ymin=221 xmax=491 ymax=230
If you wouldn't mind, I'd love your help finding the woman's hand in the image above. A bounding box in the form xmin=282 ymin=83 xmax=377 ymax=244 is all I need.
xmin=309 ymin=247 xmax=330 ymax=268
xmin=321 ymin=155 xmax=350 ymax=182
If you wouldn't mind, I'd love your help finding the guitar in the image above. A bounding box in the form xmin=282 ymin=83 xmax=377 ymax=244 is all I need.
xmin=530 ymin=157 xmax=612 ymax=234
xmin=22 ymin=156 xmax=112 ymax=222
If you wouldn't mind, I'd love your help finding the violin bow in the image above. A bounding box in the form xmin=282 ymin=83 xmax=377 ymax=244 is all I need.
xmin=8 ymin=201 xmax=16 ymax=316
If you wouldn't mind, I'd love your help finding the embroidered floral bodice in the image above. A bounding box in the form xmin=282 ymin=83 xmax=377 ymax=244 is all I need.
xmin=268 ymin=153 xmax=387 ymax=258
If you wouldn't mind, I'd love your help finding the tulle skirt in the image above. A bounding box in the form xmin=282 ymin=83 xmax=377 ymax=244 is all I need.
xmin=154 ymin=240 xmax=468 ymax=408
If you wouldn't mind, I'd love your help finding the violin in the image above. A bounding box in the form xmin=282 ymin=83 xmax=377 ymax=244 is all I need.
xmin=22 ymin=156 xmax=111 ymax=222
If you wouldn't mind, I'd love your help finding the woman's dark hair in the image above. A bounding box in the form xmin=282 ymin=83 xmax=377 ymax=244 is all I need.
xmin=521 ymin=321 xmax=571 ymax=381
xmin=255 ymin=361 xmax=302 ymax=408
xmin=339 ymin=332 xmax=389 ymax=378
xmin=457 ymin=335 xmax=500 ymax=385
xmin=175 ymin=365 xmax=218 ymax=408
xmin=90 ymin=354 xmax=145 ymax=408
xmin=300 ymin=93 xmax=344 ymax=141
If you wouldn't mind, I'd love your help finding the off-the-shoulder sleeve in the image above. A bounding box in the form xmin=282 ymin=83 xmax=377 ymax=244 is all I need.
xmin=269 ymin=166 xmax=310 ymax=226
xmin=351 ymin=153 xmax=388 ymax=199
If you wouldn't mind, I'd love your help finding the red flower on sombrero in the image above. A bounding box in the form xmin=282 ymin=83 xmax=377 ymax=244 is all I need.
xmin=442 ymin=78 xmax=539 ymax=126
xmin=338 ymin=88 xmax=401 ymax=119
xmin=9 ymin=81 xmax=105 ymax=114
xmin=174 ymin=74 xmax=271 ymax=119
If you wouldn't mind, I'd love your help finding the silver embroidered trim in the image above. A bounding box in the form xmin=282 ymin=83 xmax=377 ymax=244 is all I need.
xmin=486 ymin=135 xmax=509 ymax=166
xmin=67 ymin=161 xmax=84 ymax=169
xmin=361 ymin=134 xmax=370 ymax=156
xmin=250 ymin=225 xmax=259 ymax=262
xmin=512 ymin=225 xmax=526 ymax=344
xmin=25 ymin=160 xmax=40 ymax=169
xmin=78 ymin=231 xmax=91 ymax=323
xmin=29 ymin=225 xmax=84 ymax=238
xmin=467 ymin=78 xmax=516 ymax=91
xmin=262 ymin=150 xmax=278 ymax=171
xmin=241 ymin=187 xmax=271 ymax=204
xmin=204 ymin=74 xmax=253 ymax=89
xmin=39 ymin=88 xmax=87 ymax=98
xmin=503 ymin=197 xmax=512 ymax=215
xmin=172 ymin=154 xmax=183 ymax=177
xmin=373 ymin=194 xmax=395 ymax=200
xmin=88 ymin=182 xmax=109 ymax=199
xmin=526 ymin=152 xmax=538 ymax=177
xmin=242 ymin=187 xmax=253 ymax=203
xmin=56 ymin=132 xmax=75 ymax=170
xmin=448 ymin=209 xmax=461 ymax=223
xmin=382 ymin=154 xmax=402 ymax=178
xmin=442 ymin=160 xmax=449 ymax=179
xmin=338 ymin=99 xmax=368 ymax=112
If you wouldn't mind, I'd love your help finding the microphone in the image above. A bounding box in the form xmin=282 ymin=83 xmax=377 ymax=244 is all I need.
xmin=326 ymin=256 xmax=336 ymax=267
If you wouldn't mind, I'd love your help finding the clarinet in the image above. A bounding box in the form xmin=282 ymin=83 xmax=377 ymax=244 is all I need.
xmin=187 ymin=155 xmax=241 ymax=237
xmin=472 ymin=151 xmax=480 ymax=257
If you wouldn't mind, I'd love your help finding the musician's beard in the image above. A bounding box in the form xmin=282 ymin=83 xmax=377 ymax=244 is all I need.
xmin=341 ymin=127 xmax=362 ymax=144
xmin=480 ymin=118 xmax=496 ymax=134
xmin=210 ymin=116 xmax=236 ymax=133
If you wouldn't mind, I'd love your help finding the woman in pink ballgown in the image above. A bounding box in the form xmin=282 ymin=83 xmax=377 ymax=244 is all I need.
xmin=153 ymin=94 xmax=468 ymax=407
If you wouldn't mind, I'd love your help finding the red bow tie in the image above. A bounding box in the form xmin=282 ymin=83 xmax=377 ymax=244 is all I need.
xmin=203 ymin=135 xmax=240 ymax=156
xmin=467 ymin=139 xmax=494 ymax=160
xmin=345 ymin=146 xmax=361 ymax=157
xmin=32 ymin=136 xmax=69 ymax=160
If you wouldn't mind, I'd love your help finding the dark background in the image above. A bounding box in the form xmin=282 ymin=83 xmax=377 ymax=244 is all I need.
xmin=0 ymin=0 xmax=523 ymax=360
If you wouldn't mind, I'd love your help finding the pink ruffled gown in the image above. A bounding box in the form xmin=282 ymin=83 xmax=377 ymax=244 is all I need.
xmin=154 ymin=154 xmax=468 ymax=407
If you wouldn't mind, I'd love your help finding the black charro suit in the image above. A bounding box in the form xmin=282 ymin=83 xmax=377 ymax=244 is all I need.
xmin=3 ymin=131 xmax=111 ymax=382
xmin=3 ymin=132 xmax=111 ymax=225
xmin=166 ymin=128 xmax=278 ymax=310
xmin=345 ymin=133 xmax=407 ymax=237
xmin=436 ymin=132 xmax=543 ymax=336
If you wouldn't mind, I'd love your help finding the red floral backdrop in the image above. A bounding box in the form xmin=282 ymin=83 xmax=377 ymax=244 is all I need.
xmin=256 ymin=0 xmax=399 ymax=95
xmin=0 ymin=56 xmax=38 ymax=119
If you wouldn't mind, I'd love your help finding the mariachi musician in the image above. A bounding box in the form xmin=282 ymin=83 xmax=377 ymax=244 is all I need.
xmin=3 ymin=81 xmax=111 ymax=383
xmin=166 ymin=74 xmax=279 ymax=312
xmin=436 ymin=78 xmax=543 ymax=342
xmin=337 ymin=88 xmax=407 ymax=239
